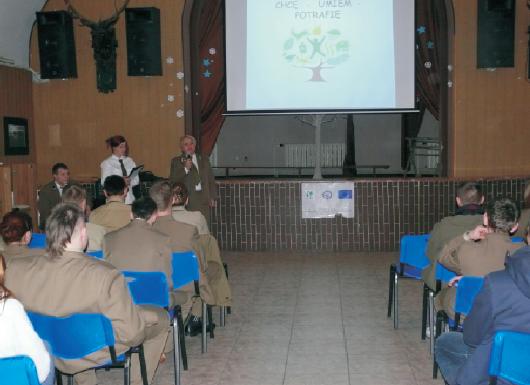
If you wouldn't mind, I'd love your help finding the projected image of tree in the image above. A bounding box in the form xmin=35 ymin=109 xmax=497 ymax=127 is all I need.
xmin=283 ymin=26 xmax=350 ymax=82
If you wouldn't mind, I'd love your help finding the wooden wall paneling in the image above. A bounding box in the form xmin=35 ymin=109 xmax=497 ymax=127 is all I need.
xmin=31 ymin=0 xmax=186 ymax=185
xmin=11 ymin=163 xmax=38 ymax=227
xmin=0 ymin=166 xmax=12 ymax=217
xmin=451 ymin=0 xmax=530 ymax=178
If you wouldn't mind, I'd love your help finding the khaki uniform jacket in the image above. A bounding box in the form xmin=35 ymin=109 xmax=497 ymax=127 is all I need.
xmin=103 ymin=219 xmax=173 ymax=287
xmin=4 ymin=250 xmax=150 ymax=374
xmin=422 ymin=214 xmax=484 ymax=290
xmin=152 ymin=215 xmax=215 ymax=305
xmin=197 ymin=234 xmax=232 ymax=306
xmin=37 ymin=180 xmax=89 ymax=230
xmin=86 ymin=222 xmax=106 ymax=251
xmin=89 ymin=198 xmax=132 ymax=232
xmin=515 ymin=208 xmax=530 ymax=238
xmin=172 ymin=206 xmax=210 ymax=235
xmin=3 ymin=244 xmax=45 ymax=265
xmin=435 ymin=232 xmax=524 ymax=318
xmin=168 ymin=154 xmax=217 ymax=222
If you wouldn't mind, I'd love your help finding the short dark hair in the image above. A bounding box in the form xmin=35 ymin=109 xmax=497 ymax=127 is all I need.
xmin=52 ymin=163 xmax=68 ymax=175
xmin=486 ymin=197 xmax=519 ymax=233
xmin=46 ymin=203 xmax=85 ymax=257
xmin=105 ymin=135 xmax=126 ymax=148
xmin=456 ymin=182 xmax=483 ymax=205
xmin=132 ymin=197 xmax=157 ymax=220
xmin=103 ymin=175 xmax=126 ymax=196
xmin=172 ymin=182 xmax=188 ymax=206
xmin=0 ymin=210 xmax=33 ymax=244
xmin=149 ymin=180 xmax=172 ymax=211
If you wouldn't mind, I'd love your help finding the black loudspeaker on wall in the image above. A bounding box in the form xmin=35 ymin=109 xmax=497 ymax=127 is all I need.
xmin=477 ymin=0 xmax=515 ymax=68
xmin=126 ymin=7 xmax=162 ymax=76
xmin=36 ymin=11 xmax=77 ymax=79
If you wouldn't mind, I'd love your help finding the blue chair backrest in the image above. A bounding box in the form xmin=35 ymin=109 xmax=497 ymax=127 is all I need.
xmin=399 ymin=234 xmax=431 ymax=269
xmin=171 ymin=251 xmax=200 ymax=289
xmin=123 ymin=271 xmax=169 ymax=308
xmin=512 ymin=237 xmax=525 ymax=243
xmin=454 ymin=276 xmax=484 ymax=316
xmin=0 ymin=355 xmax=40 ymax=385
xmin=435 ymin=262 xmax=457 ymax=283
xmin=489 ymin=330 xmax=530 ymax=385
xmin=28 ymin=233 xmax=46 ymax=249
xmin=87 ymin=250 xmax=104 ymax=259
xmin=28 ymin=312 xmax=114 ymax=360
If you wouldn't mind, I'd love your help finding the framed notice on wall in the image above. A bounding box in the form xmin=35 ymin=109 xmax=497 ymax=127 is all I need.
xmin=4 ymin=117 xmax=29 ymax=156
xmin=301 ymin=182 xmax=355 ymax=219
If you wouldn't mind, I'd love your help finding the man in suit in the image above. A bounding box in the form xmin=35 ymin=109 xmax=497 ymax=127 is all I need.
xmin=422 ymin=182 xmax=485 ymax=291
xmin=435 ymin=197 xmax=524 ymax=319
xmin=89 ymin=175 xmax=132 ymax=232
xmin=150 ymin=180 xmax=219 ymax=336
xmin=168 ymin=135 xmax=218 ymax=224
xmin=5 ymin=203 xmax=169 ymax=385
xmin=37 ymin=163 xmax=89 ymax=230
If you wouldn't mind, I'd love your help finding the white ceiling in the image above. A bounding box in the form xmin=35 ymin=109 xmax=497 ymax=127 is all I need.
xmin=0 ymin=0 xmax=46 ymax=67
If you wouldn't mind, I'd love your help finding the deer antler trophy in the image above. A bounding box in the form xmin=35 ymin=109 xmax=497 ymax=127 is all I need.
xmin=64 ymin=0 xmax=130 ymax=93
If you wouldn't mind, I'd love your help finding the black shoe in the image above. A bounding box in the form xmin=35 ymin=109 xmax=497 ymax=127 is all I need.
xmin=185 ymin=316 xmax=202 ymax=337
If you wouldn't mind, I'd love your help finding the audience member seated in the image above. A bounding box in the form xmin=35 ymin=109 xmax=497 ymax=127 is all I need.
xmin=0 ymin=253 xmax=54 ymax=385
xmin=0 ymin=210 xmax=44 ymax=265
xmin=62 ymin=185 xmax=106 ymax=251
xmin=172 ymin=182 xmax=210 ymax=235
xmin=435 ymin=197 xmax=523 ymax=319
xmin=5 ymin=203 xmax=169 ymax=385
xmin=514 ymin=181 xmax=530 ymax=238
xmin=435 ymin=221 xmax=530 ymax=385
xmin=89 ymin=175 xmax=132 ymax=232
xmin=37 ymin=163 xmax=90 ymax=230
xmin=149 ymin=180 xmax=217 ymax=336
xmin=422 ymin=182 xmax=485 ymax=291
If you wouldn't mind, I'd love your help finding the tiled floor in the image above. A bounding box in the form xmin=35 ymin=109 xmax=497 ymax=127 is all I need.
xmin=99 ymin=251 xmax=444 ymax=385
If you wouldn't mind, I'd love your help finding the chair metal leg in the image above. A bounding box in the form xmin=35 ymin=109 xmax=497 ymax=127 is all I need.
xmin=433 ymin=356 xmax=439 ymax=379
xmin=66 ymin=374 xmax=73 ymax=385
xmin=123 ymin=354 xmax=131 ymax=385
xmin=421 ymin=285 xmax=429 ymax=340
xmin=56 ymin=370 xmax=63 ymax=385
xmin=387 ymin=264 xmax=395 ymax=318
xmin=201 ymin=301 xmax=208 ymax=353
xmin=172 ymin=319 xmax=181 ymax=385
xmin=223 ymin=263 xmax=231 ymax=315
xmin=429 ymin=291 xmax=435 ymax=356
xmin=176 ymin=307 xmax=188 ymax=370
xmin=393 ymin=270 xmax=399 ymax=329
xmin=207 ymin=305 xmax=214 ymax=338
xmin=138 ymin=345 xmax=148 ymax=385
xmin=220 ymin=306 xmax=226 ymax=327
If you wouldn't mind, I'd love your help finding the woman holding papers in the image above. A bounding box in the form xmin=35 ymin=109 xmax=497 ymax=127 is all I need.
xmin=100 ymin=135 xmax=141 ymax=204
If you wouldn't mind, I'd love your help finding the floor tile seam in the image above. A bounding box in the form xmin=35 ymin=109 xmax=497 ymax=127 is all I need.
xmin=336 ymin=254 xmax=352 ymax=385
xmin=282 ymin=256 xmax=305 ymax=385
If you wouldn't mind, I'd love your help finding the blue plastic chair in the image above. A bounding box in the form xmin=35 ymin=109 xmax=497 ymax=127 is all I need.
xmin=0 ymin=355 xmax=40 ymax=385
xmin=489 ymin=330 xmax=530 ymax=385
xmin=388 ymin=234 xmax=431 ymax=329
xmin=512 ymin=237 xmax=525 ymax=243
xmin=28 ymin=233 xmax=46 ymax=249
xmin=86 ymin=250 xmax=104 ymax=259
xmin=27 ymin=312 xmax=148 ymax=385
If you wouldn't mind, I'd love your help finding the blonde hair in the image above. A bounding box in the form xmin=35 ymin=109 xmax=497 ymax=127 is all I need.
xmin=61 ymin=185 xmax=87 ymax=207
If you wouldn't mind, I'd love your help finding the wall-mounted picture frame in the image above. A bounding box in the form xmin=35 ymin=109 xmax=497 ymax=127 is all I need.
xmin=4 ymin=117 xmax=29 ymax=156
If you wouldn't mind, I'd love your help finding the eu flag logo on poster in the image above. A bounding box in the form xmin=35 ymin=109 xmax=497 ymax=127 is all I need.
xmin=338 ymin=190 xmax=353 ymax=199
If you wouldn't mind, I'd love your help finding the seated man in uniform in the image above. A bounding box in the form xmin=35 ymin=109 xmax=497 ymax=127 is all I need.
xmin=89 ymin=175 xmax=131 ymax=232
xmin=172 ymin=182 xmax=210 ymax=235
xmin=422 ymin=182 xmax=485 ymax=292
xmin=61 ymin=185 xmax=106 ymax=251
xmin=435 ymin=197 xmax=523 ymax=319
xmin=5 ymin=203 xmax=169 ymax=385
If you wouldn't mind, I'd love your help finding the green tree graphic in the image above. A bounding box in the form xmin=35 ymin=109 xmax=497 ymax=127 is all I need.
xmin=283 ymin=26 xmax=350 ymax=82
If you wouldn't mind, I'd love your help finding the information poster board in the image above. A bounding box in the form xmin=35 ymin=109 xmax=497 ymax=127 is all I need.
xmin=301 ymin=182 xmax=355 ymax=218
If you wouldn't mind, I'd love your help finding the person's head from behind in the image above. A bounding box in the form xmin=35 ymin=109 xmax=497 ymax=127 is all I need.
xmin=523 ymin=181 xmax=530 ymax=210
xmin=180 ymin=135 xmax=197 ymax=155
xmin=103 ymin=175 xmax=127 ymax=200
xmin=46 ymin=203 xmax=87 ymax=257
xmin=131 ymin=197 xmax=158 ymax=224
xmin=106 ymin=135 xmax=128 ymax=158
xmin=0 ymin=210 xmax=33 ymax=246
xmin=52 ymin=162 xmax=70 ymax=187
xmin=149 ymin=180 xmax=173 ymax=213
xmin=0 ymin=254 xmax=11 ymax=300
xmin=172 ymin=182 xmax=189 ymax=207
xmin=61 ymin=185 xmax=88 ymax=213
xmin=484 ymin=197 xmax=519 ymax=234
xmin=456 ymin=182 xmax=484 ymax=207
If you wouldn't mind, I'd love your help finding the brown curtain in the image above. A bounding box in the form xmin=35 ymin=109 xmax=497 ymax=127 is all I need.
xmin=196 ymin=0 xmax=225 ymax=156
